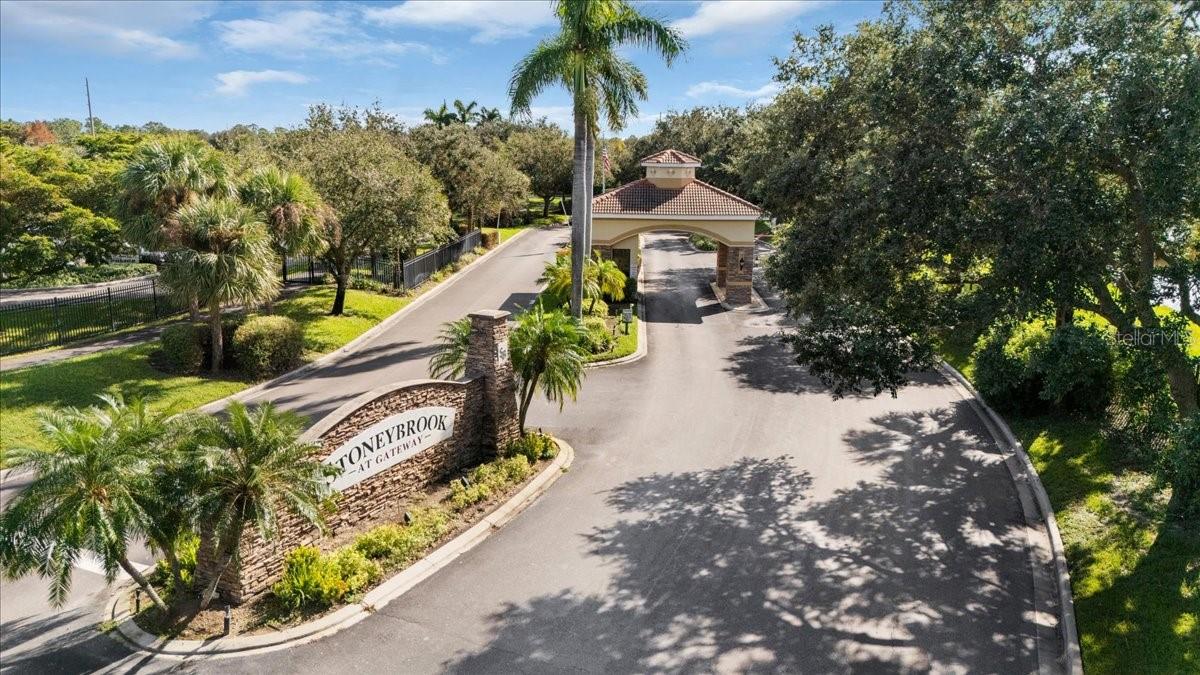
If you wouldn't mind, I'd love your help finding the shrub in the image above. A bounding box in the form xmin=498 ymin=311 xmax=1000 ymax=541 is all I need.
xmin=233 ymin=316 xmax=304 ymax=380
xmin=159 ymin=323 xmax=206 ymax=374
xmin=584 ymin=298 xmax=608 ymax=317
xmin=329 ymin=547 xmax=380 ymax=595
xmin=689 ymin=234 xmax=717 ymax=251
xmin=972 ymin=322 xmax=1049 ymax=412
xmin=481 ymin=230 xmax=499 ymax=249
xmin=504 ymin=432 xmax=557 ymax=463
xmin=152 ymin=532 xmax=199 ymax=592
xmin=450 ymin=455 xmax=534 ymax=511
xmin=351 ymin=509 xmax=448 ymax=566
xmin=1167 ymin=416 xmax=1200 ymax=519
xmin=581 ymin=317 xmax=615 ymax=354
xmin=348 ymin=270 xmax=389 ymax=293
xmin=273 ymin=546 xmax=346 ymax=611
xmin=1109 ymin=348 xmax=1179 ymax=464
xmin=1035 ymin=324 xmax=1115 ymax=415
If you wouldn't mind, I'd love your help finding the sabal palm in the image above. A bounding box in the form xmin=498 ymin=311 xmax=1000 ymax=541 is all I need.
xmin=510 ymin=302 xmax=589 ymax=433
xmin=0 ymin=395 xmax=173 ymax=611
xmin=478 ymin=107 xmax=503 ymax=124
xmin=119 ymin=136 xmax=235 ymax=250
xmin=589 ymin=252 xmax=626 ymax=311
xmin=160 ymin=198 xmax=279 ymax=372
xmin=428 ymin=317 xmax=472 ymax=380
xmin=193 ymin=402 xmax=338 ymax=609
xmin=238 ymin=166 xmax=327 ymax=289
xmin=510 ymin=0 xmax=685 ymax=318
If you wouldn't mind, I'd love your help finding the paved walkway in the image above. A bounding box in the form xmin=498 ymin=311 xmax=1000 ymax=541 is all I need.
xmin=0 ymin=229 xmax=1058 ymax=673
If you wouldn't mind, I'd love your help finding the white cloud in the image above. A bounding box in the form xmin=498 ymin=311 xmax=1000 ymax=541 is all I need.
xmin=0 ymin=0 xmax=213 ymax=58
xmin=364 ymin=1 xmax=556 ymax=43
xmin=215 ymin=70 xmax=309 ymax=97
xmin=673 ymin=1 xmax=829 ymax=38
xmin=686 ymin=80 xmax=782 ymax=105
xmin=216 ymin=9 xmax=442 ymax=63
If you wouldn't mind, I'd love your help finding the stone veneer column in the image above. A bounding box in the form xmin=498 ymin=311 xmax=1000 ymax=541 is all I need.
xmin=725 ymin=246 xmax=754 ymax=305
xmin=465 ymin=310 xmax=520 ymax=451
xmin=716 ymin=242 xmax=729 ymax=288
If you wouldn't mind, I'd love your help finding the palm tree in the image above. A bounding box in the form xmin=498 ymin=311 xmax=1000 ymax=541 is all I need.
xmin=510 ymin=0 xmax=685 ymax=318
xmin=423 ymin=101 xmax=456 ymax=127
xmin=538 ymin=255 xmax=574 ymax=308
xmin=193 ymin=402 xmax=338 ymax=609
xmin=510 ymin=302 xmax=589 ymax=433
xmin=238 ymin=166 xmax=327 ymax=298
xmin=0 ymin=395 xmax=173 ymax=612
xmin=160 ymin=198 xmax=279 ymax=373
xmin=118 ymin=136 xmax=235 ymax=250
xmin=453 ymin=99 xmax=480 ymax=125
xmin=428 ymin=317 xmax=472 ymax=380
xmin=589 ymin=252 xmax=626 ymax=312
xmin=478 ymin=106 xmax=504 ymax=124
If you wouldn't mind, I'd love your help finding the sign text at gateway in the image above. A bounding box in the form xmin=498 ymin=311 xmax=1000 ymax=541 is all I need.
xmin=325 ymin=407 xmax=456 ymax=491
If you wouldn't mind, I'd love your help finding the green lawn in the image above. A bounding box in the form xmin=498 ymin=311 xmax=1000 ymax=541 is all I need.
xmin=586 ymin=316 xmax=638 ymax=363
xmin=940 ymin=320 xmax=1199 ymax=674
xmin=1 ymin=286 xmax=405 ymax=461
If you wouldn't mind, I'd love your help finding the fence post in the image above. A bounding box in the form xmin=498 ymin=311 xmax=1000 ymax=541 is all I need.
xmin=107 ymin=287 xmax=116 ymax=330
xmin=151 ymin=279 xmax=159 ymax=317
xmin=282 ymin=257 xmax=289 ymax=283
xmin=308 ymin=258 xmax=315 ymax=283
xmin=52 ymin=297 xmax=65 ymax=345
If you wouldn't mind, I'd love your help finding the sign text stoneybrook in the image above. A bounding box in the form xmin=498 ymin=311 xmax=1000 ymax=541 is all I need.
xmin=325 ymin=407 xmax=456 ymax=491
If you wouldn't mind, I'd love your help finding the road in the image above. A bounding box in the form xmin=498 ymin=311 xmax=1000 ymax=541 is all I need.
xmin=0 ymin=229 xmax=1055 ymax=673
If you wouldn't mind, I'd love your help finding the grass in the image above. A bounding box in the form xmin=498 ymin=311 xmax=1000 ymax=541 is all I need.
xmin=1 ymin=286 xmax=405 ymax=461
xmin=586 ymin=315 xmax=638 ymax=363
xmin=940 ymin=319 xmax=1199 ymax=674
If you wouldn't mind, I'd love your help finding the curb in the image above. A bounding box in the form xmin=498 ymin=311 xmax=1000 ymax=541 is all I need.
xmin=585 ymin=262 xmax=648 ymax=369
xmin=107 ymin=436 xmax=575 ymax=660
xmin=937 ymin=362 xmax=1082 ymax=675
xmin=198 ymin=228 xmax=533 ymax=414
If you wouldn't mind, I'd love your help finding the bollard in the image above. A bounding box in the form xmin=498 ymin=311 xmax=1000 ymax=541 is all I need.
xmin=135 ymin=589 xmax=141 ymax=613
xmin=223 ymin=605 xmax=231 ymax=636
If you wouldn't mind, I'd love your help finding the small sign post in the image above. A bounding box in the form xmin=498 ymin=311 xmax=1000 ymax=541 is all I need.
xmin=621 ymin=307 xmax=633 ymax=335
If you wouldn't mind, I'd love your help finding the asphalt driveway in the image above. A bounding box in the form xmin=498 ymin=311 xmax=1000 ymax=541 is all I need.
xmin=0 ymin=230 xmax=1056 ymax=673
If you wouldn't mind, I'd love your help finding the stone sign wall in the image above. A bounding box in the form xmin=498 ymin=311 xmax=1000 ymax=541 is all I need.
xmin=197 ymin=310 xmax=519 ymax=604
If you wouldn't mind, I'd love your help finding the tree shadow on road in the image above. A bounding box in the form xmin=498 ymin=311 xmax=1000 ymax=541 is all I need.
xmin=444 ymin=403 xmax=1040 ymax=673
xmin=0 ymin=606 xmax=139 ymax=674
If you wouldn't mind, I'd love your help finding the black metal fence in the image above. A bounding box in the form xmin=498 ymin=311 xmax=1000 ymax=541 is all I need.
xmin=283 ymin=230 xmax=482 ymax=290
xmin=0 ymin=278 xmax=183 ymax=355
xmin=0 ymin=230 xmax=484 ymax=357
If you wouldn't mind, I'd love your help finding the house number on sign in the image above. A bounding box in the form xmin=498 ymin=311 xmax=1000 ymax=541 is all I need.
xmin=496 ymin=341 xmax=509 ymax=363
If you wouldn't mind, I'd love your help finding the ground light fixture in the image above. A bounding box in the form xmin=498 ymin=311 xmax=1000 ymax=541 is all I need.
xmin=223 ymin=605 xmax=232 ymax=636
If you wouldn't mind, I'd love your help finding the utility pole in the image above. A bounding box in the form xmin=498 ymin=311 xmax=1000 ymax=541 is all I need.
xmin=85 ymin=78 xmax=95 ymax=134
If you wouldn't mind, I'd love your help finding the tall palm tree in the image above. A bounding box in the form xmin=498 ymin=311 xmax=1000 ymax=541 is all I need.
xmin=0 ymin=395 xmax=174 ymax=612
xmin=423 ymin=102 xmax=456 ymax=127
xmin=428 ymin=317 xmax=472 ymax=380
xmin=118 ymin=136 xmax=235 ymax=250
xmin=510 ymin=0 xmax=685 ymax=318
xmin=453 ymin=99 xmax=480 ymax=125
xmin=193 ymin=402 xmax=338 ymax=609
xmin=589 ymin=252 xmax=626 ymax=312
xmin=510 ymin=302 xmax=589 ymax=433
xmin=160 ymin=198 xmax=279 ymax=373
xmin=238 ymin=166 xmax=327 ymax=293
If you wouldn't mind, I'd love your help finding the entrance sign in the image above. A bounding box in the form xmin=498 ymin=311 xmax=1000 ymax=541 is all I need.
xmin=325 ymin=407 xmax=456 ymax=490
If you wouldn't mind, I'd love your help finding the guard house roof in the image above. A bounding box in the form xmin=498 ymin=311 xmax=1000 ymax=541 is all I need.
xmin=591 ymin=179 xmax=762 ymax=218
xmin=638 ymin=149 xmax=703 ymax=167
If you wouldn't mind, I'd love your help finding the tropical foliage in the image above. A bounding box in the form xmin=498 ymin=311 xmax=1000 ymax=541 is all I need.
xmin=510 ymin=302 xmax=589 ymax=433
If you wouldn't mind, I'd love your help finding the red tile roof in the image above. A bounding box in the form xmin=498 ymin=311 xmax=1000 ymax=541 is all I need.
xmin=592 ymin=179 xmax=762 ymax=217
xmin=639 ymin=149 xmax=702 ymax=165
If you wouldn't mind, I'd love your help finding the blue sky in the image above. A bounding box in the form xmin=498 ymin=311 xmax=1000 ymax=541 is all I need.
xmin=1 ymin=1 xmax=882 ymax=135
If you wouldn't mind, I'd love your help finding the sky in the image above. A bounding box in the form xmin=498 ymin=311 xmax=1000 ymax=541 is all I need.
xmin=0 ymin=1 xmax=883 ymax=136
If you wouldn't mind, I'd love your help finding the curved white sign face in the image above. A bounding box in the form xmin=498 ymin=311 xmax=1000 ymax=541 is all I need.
xmin=325 ymin=406 xmax=456 ymax=491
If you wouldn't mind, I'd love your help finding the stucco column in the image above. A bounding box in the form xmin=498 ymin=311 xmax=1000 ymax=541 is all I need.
xmin=716 ymin=242 xmax=729 ymax=288
xmin=466 ymin=310 xmax=519 ymax=451
xmin=725 ymin=246 xmax=754 ymax=305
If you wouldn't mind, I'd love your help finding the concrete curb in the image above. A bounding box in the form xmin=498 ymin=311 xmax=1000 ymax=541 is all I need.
xmin=937 ymin=362 xmax=1082 ymax=675
xmin=585 ymin=262 xmax=648 ymax=369
xmin=106 ymin=435 xmax=575 ymax=660
xmin=198 ymin=228 xmax=533 ymax=414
